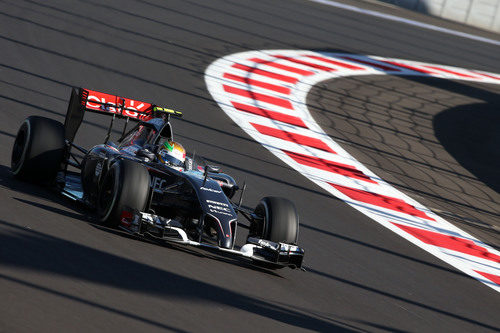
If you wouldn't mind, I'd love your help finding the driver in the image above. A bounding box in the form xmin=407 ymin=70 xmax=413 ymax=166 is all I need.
xmin=157 ymin=139 xmax=186 ymax=170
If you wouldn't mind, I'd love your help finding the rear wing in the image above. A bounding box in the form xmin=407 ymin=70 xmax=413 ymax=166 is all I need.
xmin=64 ymin=87 xmax=182 ymax=142
xmin=82 ymin=88 xmax=155 ymax=120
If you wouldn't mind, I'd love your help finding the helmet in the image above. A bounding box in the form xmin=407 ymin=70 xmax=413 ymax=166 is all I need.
xmin=158 ymin=140 xmax=186 ymax=168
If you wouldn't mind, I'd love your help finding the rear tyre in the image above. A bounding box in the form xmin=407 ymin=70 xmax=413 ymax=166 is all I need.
xmin=97 ymin=159 xmax=150 ymax=228
xmin=251 ymin=196 xmax=299 ymax=244
xmin=11 ymin=116 xmax=65 ymax=182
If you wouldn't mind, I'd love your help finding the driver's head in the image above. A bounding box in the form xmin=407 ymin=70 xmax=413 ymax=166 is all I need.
xmin=158 ymin=140 xmax=186 ymax=168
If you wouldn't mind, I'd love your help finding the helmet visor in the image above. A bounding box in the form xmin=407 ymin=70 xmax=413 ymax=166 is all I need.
xmin=158 ymin=149 xmax=184 ymax=167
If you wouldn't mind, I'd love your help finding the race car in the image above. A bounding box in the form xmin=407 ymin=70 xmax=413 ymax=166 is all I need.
xmin=11 ymin=88 xmax=304 ymax=269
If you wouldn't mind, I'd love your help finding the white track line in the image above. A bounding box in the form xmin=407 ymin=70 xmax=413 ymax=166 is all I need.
xmin=307 ymin=0 xmax=500 ymax=46
xmin=205 ymin=50 xmax=500 ymax=292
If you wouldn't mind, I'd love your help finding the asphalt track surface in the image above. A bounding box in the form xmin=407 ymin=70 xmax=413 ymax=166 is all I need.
xmin=0 ymin=0 xmax=499 ymax=332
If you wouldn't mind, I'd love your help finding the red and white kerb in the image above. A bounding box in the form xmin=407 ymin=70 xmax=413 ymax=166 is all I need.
xmin=205 ymin=50 xmax=500 ymax=292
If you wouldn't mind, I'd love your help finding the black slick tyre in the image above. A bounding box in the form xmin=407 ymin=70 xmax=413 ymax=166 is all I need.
xmin=252 ymin=196 xmax=299 ymax=244
xmin=97 ymin=159 xmax=150 ymax=228
xmin=11 ymin=116 xmax=65 ymax=182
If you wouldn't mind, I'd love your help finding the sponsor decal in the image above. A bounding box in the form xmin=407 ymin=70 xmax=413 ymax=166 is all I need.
xmin=94 ymin=161 xmax=103 ymax=177
xmin=84 ymin=89 xmax=153 ymax=120
xmin=209 ymin=209 xmax=233 ymax=217
xmin=150 ymin=176 xmax=167 ymax=193
xmin=185 ymin=158 xmax=193 ymax=170
xmin=206 ymin=199 xmax=232 ymax=216
xmin=258 ymin=239 xmax=275 ymax=248
xmin=200 ymin=186 xmax=222 ymax=193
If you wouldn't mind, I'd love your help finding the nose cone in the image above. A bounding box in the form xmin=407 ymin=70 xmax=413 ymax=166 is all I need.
xmin=219 ymin=232 xmax=233 ymax=249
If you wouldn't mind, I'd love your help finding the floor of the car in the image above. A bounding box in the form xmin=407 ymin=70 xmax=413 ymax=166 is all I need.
xmin=62 ymin=172 xmax=84 ymax=200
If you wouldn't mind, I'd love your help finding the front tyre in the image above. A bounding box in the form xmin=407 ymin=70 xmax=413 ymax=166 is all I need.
xmin=11 ymin=116 xmax=65 ymax=182
xmin=250 ymin=196 xmax=299 ymax=244
xmin=97 ymin=159 xmax=150 ymax=228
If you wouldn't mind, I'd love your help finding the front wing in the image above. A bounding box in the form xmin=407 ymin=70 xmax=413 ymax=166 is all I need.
xmin=121 ymin=211 xmax=305 ymax=269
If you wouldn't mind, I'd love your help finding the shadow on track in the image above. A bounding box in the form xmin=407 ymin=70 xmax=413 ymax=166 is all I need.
xmin=1 ymin=215 xmax=497 ymax=331
xmin=13 ymin=197 xmax=87 ymax=222
xmin=0 ymin=273 xmax=188 ymax=333
xmin=0 ymin=219 xmax=354 ymax=332
xmin=0 ymin=165 xmax=70 ymax=206
xmin=0 ymin=33 xmax=215 ymax=105
xmin=434 ymin=103 xmax=500 ymax=194
xmin=0 ymin=130 xmax=15 ymax=139
xmin=300 ymin=223 xmax=474 ymax=277
xmin=305 ymin=266 xmax=499 ymax=331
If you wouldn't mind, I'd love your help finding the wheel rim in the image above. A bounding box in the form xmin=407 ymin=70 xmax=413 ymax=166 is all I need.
xmin=252 ymin=202 xmax=268 ymax=238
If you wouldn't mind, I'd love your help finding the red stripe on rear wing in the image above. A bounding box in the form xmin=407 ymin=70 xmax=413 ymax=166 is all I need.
xmin=81 ymin=88 xmax=154 ymax=121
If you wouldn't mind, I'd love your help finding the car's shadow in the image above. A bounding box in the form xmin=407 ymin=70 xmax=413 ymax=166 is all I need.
xmin=0 ymin=164 xmax=91 ymax=217
xmin=90 ymin=223 xmax=284 ymax=277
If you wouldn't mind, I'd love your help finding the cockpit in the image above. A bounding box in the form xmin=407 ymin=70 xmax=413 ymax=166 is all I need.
xmin=118 ymin=118 xmax=172 ymax=149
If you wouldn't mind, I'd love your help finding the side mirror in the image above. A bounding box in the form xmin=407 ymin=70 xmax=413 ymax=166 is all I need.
xmin=203 ymin=164 xmax=220 ymax=184
xmin=206 ymin=165 xmax=220 ymax=174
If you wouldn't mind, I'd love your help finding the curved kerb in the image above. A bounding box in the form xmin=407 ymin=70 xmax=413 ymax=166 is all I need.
xmin=205 ymin=50 xmax=500 ymax=292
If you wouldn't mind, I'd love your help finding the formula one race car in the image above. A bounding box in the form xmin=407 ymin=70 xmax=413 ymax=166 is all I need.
xmin=11 ymin=88 xmax=304 ymax=269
